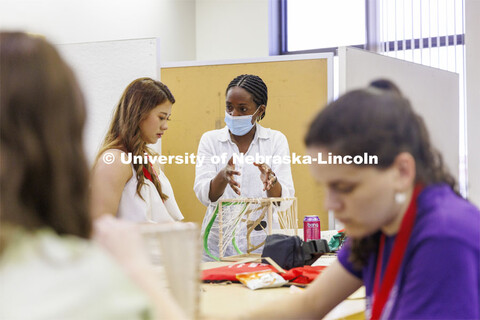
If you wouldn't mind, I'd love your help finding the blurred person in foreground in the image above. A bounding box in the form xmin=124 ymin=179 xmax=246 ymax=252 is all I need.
xmin=0 ymin=31 xmax=186 ymax=320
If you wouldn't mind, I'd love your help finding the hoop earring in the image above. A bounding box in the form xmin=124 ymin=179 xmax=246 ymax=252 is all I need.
xmin=395 ymin=192 xmax=406 ymax=204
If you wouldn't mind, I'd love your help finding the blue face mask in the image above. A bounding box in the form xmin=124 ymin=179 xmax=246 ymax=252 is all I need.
xmin=224 ymin=108 xmax=260 ymax=136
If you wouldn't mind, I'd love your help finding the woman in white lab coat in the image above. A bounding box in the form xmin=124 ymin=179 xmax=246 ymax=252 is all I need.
xmin=194 ymin=74 xmax=295 ymax=261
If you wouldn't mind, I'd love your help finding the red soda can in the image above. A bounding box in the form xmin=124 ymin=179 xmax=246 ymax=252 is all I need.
xmin=304 ymin=215 xmax=321 ymax=241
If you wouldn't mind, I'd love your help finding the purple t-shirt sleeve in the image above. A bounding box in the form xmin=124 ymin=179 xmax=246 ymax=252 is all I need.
xmin=337 ymin=239 xmax=363 ymax=279
xmin=393 ymin=236 xmax=479 ymax=319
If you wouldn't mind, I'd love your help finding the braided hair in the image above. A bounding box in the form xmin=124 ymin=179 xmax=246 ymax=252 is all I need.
xmin=226 ymin=74 xmax=268 ymax=120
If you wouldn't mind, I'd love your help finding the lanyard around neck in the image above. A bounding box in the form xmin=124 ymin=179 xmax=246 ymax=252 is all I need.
xmin=371 ymin=184 xmax=423 ymax=320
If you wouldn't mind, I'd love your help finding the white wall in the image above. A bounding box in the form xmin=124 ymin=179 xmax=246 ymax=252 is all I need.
xmin=0 ymin=0 xmax=270 ymax=62
xmin=58 ymin=39 xmax=159 ymax=163
xmin=195 ymin=0 xmax=269 ymax=60
xmin=465 ymin=0 xmax=480 ymax=207
xmin=0 ymin=0 xmax=196 ymax=62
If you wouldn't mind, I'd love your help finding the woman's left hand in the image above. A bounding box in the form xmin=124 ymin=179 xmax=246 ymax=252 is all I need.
xmin=254 ymin=162 xmax=278 ymax=191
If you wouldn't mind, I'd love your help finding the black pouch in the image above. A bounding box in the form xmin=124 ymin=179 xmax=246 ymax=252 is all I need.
xmin=261 ymin=234 xmax=330 ymax=270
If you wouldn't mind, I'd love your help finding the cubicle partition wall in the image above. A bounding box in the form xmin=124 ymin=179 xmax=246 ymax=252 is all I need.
xmin=58 ymin=38 xmax=160 ymax=163
xmin=335 ymin=46 xmax=459 ymax=230
xmin=339 ymin=46 xmax=459 ymax=180
xmin=161 ymin=54 xmax=333 ymax=228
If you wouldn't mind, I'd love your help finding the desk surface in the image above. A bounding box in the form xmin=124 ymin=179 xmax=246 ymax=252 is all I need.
xmin=200 ymin=262 xmax=365 ymax=320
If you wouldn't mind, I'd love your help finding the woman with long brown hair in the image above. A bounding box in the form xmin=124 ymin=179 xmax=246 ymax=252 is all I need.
xmin=91 ymin=78 xmax=183 ymax=223
xmin=0 ymin=32 xmax=185 ymax=319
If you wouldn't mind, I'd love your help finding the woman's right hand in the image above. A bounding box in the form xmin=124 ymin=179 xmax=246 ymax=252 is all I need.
xmin=93 ymin=216 xmax=146 ymax=266
xmin=209 ymin=156 xmax=241 ymax=202
xmin=220 ymin=156 xmax=241 ymax=195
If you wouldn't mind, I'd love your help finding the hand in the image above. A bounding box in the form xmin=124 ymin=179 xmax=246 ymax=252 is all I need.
xmin=93 ymin=216 xmax=189 ymax=320
xmin=93 ymin=215 xmax=150 ymax=272
xmin=254 ymin=162 xmax=277 ymax=191
xmin=221 ymin=156 xmax=241 ymax=195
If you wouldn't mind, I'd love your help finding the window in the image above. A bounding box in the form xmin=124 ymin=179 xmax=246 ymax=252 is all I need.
xmin=378 ymin=0 xmax=464 ymax=72
xmin=285 ymin=0 xmax=366 ymax=53
xmin=279 ymin=0 xmax=465 ymax=68
xmin=277 ymin=0 xmax=467 ymax=196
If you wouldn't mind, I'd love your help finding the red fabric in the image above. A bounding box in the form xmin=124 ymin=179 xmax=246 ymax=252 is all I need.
xmin=281 ymin=265 xmax=327 ymax=284
xmin=202 ymin=263 xmax=277 ymax=282
xmin=202 ymin=263 xmax=326 ymax=284
xmin=142 ymin=163 xmax=165 ymax=203
xmin=142 ymin=166 xmax=153 ymax=183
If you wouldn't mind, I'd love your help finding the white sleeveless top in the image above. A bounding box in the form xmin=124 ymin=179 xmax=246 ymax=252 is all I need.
xmin=117 ymin=164 xmax=184 ymax=223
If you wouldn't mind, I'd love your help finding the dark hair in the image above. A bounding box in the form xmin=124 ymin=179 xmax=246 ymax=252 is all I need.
xmin=226 ymin=74 xmax=268 ymax=120
xmin=0 ymin=32 xmax=91 ymax=247
xmin=305 ymin=81 xmax=457 ymax=268
xmin=369 ymin=78 xmax=402 ymax=95
xmin=97 ymin=78 xmax=175 ymax=201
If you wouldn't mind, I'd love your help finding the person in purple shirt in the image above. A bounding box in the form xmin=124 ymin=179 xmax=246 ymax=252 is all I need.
xmin=247 ymin=80 xmax=480 ymax=319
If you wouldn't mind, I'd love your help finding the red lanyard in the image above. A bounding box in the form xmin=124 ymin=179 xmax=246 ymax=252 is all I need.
xmin=371 ymin=185 xmax=423 ymax=320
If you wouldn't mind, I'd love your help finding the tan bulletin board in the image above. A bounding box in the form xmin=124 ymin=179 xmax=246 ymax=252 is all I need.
xmin=160 ymin=54 xmax=333 ymax=229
